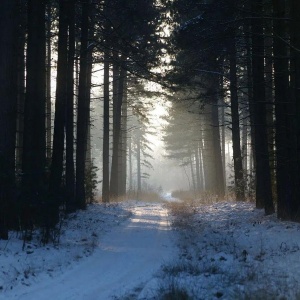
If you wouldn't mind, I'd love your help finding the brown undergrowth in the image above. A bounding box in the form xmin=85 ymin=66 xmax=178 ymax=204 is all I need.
xmin=166 ymin=201 xmax=195 ymax=230
xmin=97 ymin=191 xmax=164 ymax=203
xmin=171 ymin=190 xmax=237 ymax=205
xmin=166 ymin=190 xmax=237 ymax=230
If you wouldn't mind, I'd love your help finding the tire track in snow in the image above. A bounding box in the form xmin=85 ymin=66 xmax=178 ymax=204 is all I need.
xmin=6 ymin=203 xmax=176 ymax=300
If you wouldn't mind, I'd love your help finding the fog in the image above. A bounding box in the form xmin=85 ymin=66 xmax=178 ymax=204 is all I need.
xmin=85 ymin=63 xmax=240 ymax=199
xmin=89 ymin=86 xmax=191 ymax=194
xmin=143 ymin=142 xmax=191 ymax=192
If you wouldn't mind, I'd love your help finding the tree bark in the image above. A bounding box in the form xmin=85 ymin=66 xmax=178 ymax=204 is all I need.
xmin=110 ymin=52 xmax=122 ymax=198
xmin=137 ymin=130 xmax=142 ymax=193
xmin=46 ymin=2 xmax=52 ymax=163
xmin=189 ymin=152 xmax=196 ymax=193
xmin=272 ymin=0 xmax=291 ymax=219
xmin=202 ymin=107 xmax=213 ymax=192
xmin=220 ymin=81 xmax=226 ymax=185
xmin=290 ymin=0 xmax=300 ymax=220
xmin=228 ymin=38 xmax=245 ymax=201
xmin=242 ymin=108 xmax=248 ymax=176
xmin=201 ymin=121 xmax=210 ymax=191
xmin=50 ymin=0 xmax=69 ymax=200
xmin=244 ymin=14 xmax=256 ymax=186
xmin=264 ymin=5 xmax=276 ymax=201
xmin=251 ymin=0 xmax=274 ymax=214
xmin=128 ymin=135 xmax=133 ymax=192
xmin=76 ymin=0 xmax=90 ymax=208
xmin=195 ymin=145 xmax=201 ymax=192
xmin=110 ymin=62 xmax=126 ymax=198
xmin=16 ymin=0 xmax=26 ymax=172
xmin=84 ymin=6 xmax=95 ymax=204
xmin=198 ymin=142 xmax=204 ymax=191
xmin=0 ymin=0 xmax=18 ymax=239
xmin=22 ymin=0 xmax=46 ymax=227
xmin=65 ymin=0 xmax=76 ymax=212
xmin=119 ymin=74 xmax=128 ymax=195
xmin=102 ymin=49 xmax=110 ymax=203
xmin=212 ymin=98 xmax=225 ymax=197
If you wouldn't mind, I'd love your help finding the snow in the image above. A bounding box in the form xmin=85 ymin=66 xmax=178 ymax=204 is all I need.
xmin=1 ymin=199 xmax=300 ymax=299
xmin=0 ymin=201 xmax=176 ymax=300
xmin=162 ymin=201 xmax=300 ymax=299
xmin=160 ymin=192 xmax=181 ymax=203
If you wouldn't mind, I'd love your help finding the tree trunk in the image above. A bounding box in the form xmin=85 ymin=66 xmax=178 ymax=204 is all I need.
xmin=22 ymin=0 xmax=46 ymax=227
xmin=76 ymin=0 xmax=90 ymax=209
xmin=251 ymin=0 xmax=274 ymax=214
xmin=195 ymin=146 xmax=201 ymax=192
xmin=16 ymin=0 xmax=26 ymax=173
xmin=244 ymin=15 xmax=256 ymax=186
xmin=272 ymin=0 xmax=291 ymax=219
xmin=212 ymin=92 xmax=225 ymax=197
xmin=189 ymin=152 xmax=196 ymax=193
xmin=119 ymin=73 xmax=128 ymax=195
xmin=49 ymin=0 xmax=68 ymax=202
xmin=110 ymin=52 xmax=120 ymax=198
xmin=137 ymin=130 xmax=142 ymax=193
xmin=110 ymin=53 xmax=126 ymax=198
xmin=65 ymin=0 xmax=76 ymax=212
xmin=290 ymin=0 xmax=300 ymax=220
xmin=46 ymin=2 xmax=52 ymax=163
xmin=220 ymin=85 xmax=226 ymax=185
xmin=198 ymin=142 xmax=204 ymax=190
xmin=202 ymin=101 xmax=222 ymax=195
xmin=201 ymin=122 xmax=210 ymax=191
xmin=128 ymin=135 xmax=133 ymax=192
xmin=84 ymin=7 xmax=95 ymax=204
xmin=228 ymin=38 xmax=245 ymax=201
xmin=85 ymin=121 xmax=92 ymax=203
xmin=242 ymin=108 xmax=248 ymax=176
xmin=264 ymin=5 xmax=276 ymax=201
xmin=102 ymin=49 xmax=110 ymax=203
xmin=0 ymin=0 xmax=18 ymax=239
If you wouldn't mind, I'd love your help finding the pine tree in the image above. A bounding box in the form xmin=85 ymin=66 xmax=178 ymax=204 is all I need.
xmin=0 ymin=0 xmax=18 ymax=239
xmin=251 ymin=0 xmax=274 ymax=213
xmin=22 ymin=0 xmax=47 ymax=228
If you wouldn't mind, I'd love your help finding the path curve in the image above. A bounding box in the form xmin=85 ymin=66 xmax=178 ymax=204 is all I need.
xmin=6 ymin=203 xmax=176 ymax=300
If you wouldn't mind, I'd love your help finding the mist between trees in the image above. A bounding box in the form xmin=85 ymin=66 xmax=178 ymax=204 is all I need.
xmin=0 ymin=0 xmax=300 ymax=242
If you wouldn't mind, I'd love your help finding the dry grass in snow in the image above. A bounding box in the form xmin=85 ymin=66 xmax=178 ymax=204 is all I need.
xmin=160 ymin=200 xmax=300 ymax=300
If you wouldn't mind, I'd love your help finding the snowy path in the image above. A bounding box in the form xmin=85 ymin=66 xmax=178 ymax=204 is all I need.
xmin=3 ymin=203 xmax=175 ymax=300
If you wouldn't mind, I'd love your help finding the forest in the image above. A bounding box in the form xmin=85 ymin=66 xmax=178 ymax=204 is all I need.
xmin=0 ymin=0 xmax=300 ymax=244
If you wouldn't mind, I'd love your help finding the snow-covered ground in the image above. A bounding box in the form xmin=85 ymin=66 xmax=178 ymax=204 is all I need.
xmin=160 ymin=192 xmax=181 ymax=203
xmin=164 ymin=201 xmax=300 ymax=299
xmin=2 ymin=199 xmax=300 ymax=299
xmin=0 ymin=201 xmax=176 ymax=300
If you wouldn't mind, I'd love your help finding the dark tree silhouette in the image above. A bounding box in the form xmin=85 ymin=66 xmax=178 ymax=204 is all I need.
xmin=0 ymin=0 xmax=18 ymax=239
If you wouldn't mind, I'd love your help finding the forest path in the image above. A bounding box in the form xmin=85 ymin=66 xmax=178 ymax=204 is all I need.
xmin=12 ymin=203 xmax=176 ymax=300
